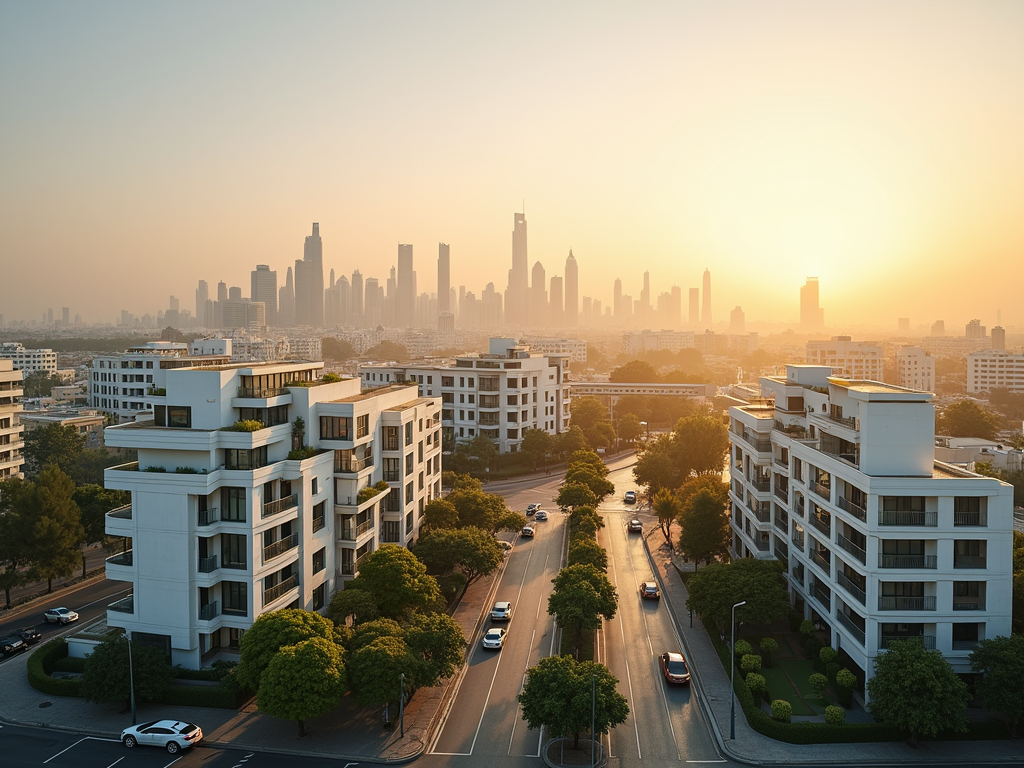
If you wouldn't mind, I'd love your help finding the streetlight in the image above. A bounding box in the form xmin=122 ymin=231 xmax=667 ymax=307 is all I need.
xmin=729 ymin=600 xmax=746 ymax=739
xmin=590 ymin=673 xmax=596 ymax=768
xmin=124 ymin=631 xmax=137 ymax=725
xmin=399 ymin=673 xmax=405 ymax=738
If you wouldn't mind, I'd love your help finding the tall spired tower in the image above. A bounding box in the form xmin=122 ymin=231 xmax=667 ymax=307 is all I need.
xmin=564 ymin=250 xmax=578 ymax=327
xmin=701 ymin=268 xmax=712 ymax=328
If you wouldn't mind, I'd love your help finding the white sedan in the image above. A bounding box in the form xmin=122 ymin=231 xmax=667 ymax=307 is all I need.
xmin=121 ymin=720 xmax=203 ymax=754
xmin=43 ymin=607 xmax=79 ymax=625
xmin=481 ymin=628 xmax=507 ymax=650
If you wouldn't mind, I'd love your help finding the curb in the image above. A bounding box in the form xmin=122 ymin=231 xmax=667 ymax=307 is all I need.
xmin=0 ymin=571 xmax=108 ymax=622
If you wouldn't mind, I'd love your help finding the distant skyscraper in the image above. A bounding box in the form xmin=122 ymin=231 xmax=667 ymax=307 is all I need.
xmin=397 ymin=244 xmax=414 ymax=327
xmin=730 ymin=306 xmax=745 ymax=334
xmin=564 ymin=250 xmax=578 ymax=327
xmin=365 ymin=277 xmax=381 ymax=326
xmin=898 ymin=317 xmax=911 ymax=334
xmin=931 ymin=319 xmax=945 ymax=337
xmin=670 ymin=286 xmax=682 ymax=327
xmin=351 ymin=270 xmax=364 ymax=325
xmin=614 ymin=278 xmax=623 ymax=319
xmin=992 ymin=326 xmax=1006 ymax=351
xmin=965 ymin=319 xmax=986 ymax=339
xmin=506 ymin=213 xmax=529 ymax=325
xmin=251 ymin=265 xmax=278 ymax=326
xmin=640 ymin=271 xmax=651 ymax=318
xmin=195 ymin=280 xmax=209 ymax=327
xmin=531 ymin=261 xmax=547 ymax=326
xmin=688 ymin=288 xmax=699 ymax=326
xmin=800 ymin=277 xmax=823 ymax=331
xmin=294 ymin=223 xmax=324 ymax=327
xmin=549 ymin=275 xmax=564 ymax=327
xmin=61 ymin=307 xmax=70 ymax=326
xmin=437 ymin=243 xmax=451 ymax=315
xmin=217 ymin=281 xmax=228 ymax=303
xmin=277 ymin=268 xmax=295 ymax=327
xmin=701 ymin=268 xmax=712 ymax=327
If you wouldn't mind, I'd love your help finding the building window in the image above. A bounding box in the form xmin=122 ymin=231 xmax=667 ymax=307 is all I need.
xmin=225 ymin=447 xmax=268 ymax=470
xmin=507 ymin=429 xmax=518 ymax=439
xmin=405 ymin=482 xmax=413 ymax=504
xmin=221 ymin=487 xmax=247 ymax=522
xmin=167 ymin=406 xmax=191 ymax=428
xmin=221 ymin=534 xmax=247 ymax=569
xmin=405 ymin=421 xmax=414 ymax=446
xmin=383 ymin=457 xmax=400 ymax=482
xmin=312 ymin=547 xmax=326 ymax=574
xmin=312 ymin=582 xmax=326 ymax=611
xmin=405 ymin=453 xmax=414 ymax=476
xmin=356 ymin=414 xmax=369 ymax=438
xmin=222 ymin=582 xmax=247 ymax=615
xmin=312 ymin=501 xmax=326 ymax=533
xmin=312 ymin=478 xmax=319 ymax=495
xmin=320 ymin=416 xmax=352 ymax=440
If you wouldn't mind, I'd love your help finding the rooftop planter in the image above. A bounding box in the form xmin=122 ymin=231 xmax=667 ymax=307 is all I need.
xmin=221 ymin=419 xmax=266 ymax=432
xmin=356 ymin=480 xmax=390 ymax=504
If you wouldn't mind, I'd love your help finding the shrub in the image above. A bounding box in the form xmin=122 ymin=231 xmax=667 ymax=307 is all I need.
xmin=746 ymin=672 xmax=766 ymax=700
xmin=809 ymin=672 xmax=828 ymax=700
xmin=227 ymin=419 xmax=265 ymax=432
xmin=143 ymin=466 xmax=167 ymax=472
xmin=287 ymin=446 xmax=319 ymax=460
xmin=825 ymin=705 xmax=845 ymax=725
xmin=819 ymin=646 xmax=838 ymax=665
xmin=835 ymin=667 xmax=856 ymax=707
xmin=53 ymin=656 xmax=87 ymax=673
xmin=734 ymin=639 xmax=753 ymax=658
xmin=160 ymin=682 xmax=240 ymax=709
xmin=357 ymin=485 xmax=383 ymax=504
xmin=741 ymin=654 xmax=762 ymax=673
xmin=322 ymin=373 xmax=342 ymax=383
xmin=759 ymin=637 xmax=779 ymax=668
xmin=175 ymin=466 xmax=199 ymax=474
xmin=826 ymin=662 xmax=840 ymax=684
xmin=771 ymin=699 xmax=792 ymax=723
xmin=28 ymin=639 xmax=82 ymax=698
xmin=799 ymin=619 xmax=816 ymax=636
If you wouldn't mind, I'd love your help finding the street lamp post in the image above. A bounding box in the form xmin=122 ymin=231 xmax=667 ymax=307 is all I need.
xmin=590 ymin=673 xmax=596 ymax=768
xmin=399 ymin=673 xmax=405 ymax=738
xmin=730 ymin=600 xmax=747 ymax=739
xmin=125 ymin=631 xmax=137 ymax=725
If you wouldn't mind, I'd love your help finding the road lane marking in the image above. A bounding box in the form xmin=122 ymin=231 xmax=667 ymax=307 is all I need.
xmin=105 ymin=758 xmax=124 ymax=768
xmin=44 ymin=736 xmax=109 ymax=763
xmin=77 ymin=587 xmax=132 ymax=611
xmin=468 ymin=632 xmax=508 ymax=755
xmin=506 ymin=630 xmax=536 ymax=754
xmin=160 ymin=758 xmax=181 ymax=768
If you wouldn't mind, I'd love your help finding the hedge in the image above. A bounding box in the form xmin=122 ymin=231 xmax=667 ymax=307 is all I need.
xmin=53 ymin=656 xmax=86 ymax=673
xmin=28 ymin=639 xmax=82 ymax=697
xmin=161 ymin=683 xmax=241 ymax=709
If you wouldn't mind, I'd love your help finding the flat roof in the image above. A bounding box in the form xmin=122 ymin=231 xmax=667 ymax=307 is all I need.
xmin=330 ymin=384 xmax=416 ymax=404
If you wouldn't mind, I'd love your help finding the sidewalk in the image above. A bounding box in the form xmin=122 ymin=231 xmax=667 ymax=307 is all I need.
xmin=642 ymin=527 xmax=1024 ymax=766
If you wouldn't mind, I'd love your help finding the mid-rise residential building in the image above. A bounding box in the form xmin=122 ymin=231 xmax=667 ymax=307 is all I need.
xmin=0 ymin=343 xmax=58 ymax=375
xmin=895 ymin=346 xmax=935 ymax=392
xmin=967 ymin=350 xmax=1024 ymax=394
xmin=622 ymin=329 xmax=695 ymax=355
xmin=0 ymin=360 xmax=25 ymax=479
xmin=805 ymin=336 xmax=884 ymax=380
xmin=358 ymin=338 xmax=570 ymax=453
xmin=519 ymin=337 xmax=587 ymax=363
xmin=728 ymin=365 xmax=1013 ymax=700
xmin=103 ymin=361 xmax=441 ymax=669
xmin=20 ymin=407 xmax=106 ymax=448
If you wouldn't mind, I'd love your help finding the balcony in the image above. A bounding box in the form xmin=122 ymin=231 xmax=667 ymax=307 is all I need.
xmin=263 ymin=574 xmax=298 ymax=604
xmin=881 ymin=635 xmax=935 ymax=650
xmin=198 ymin=507 xmax=220 ymax=526
xmin=954 ymin=510 xmax=987 ymax=527
xmin=810 ymin=481 xmax=830 ymax=502
xmin=809 ymin=514 xmax=831 ymax=537
xmin=262 ymin=494 xmax=298 ymax=520
xmin=774 ymin=538 xmax=789 ymax=559
xmin=952 ymin=599 xmax=985 ymax=611
xmin=879 ymin=509 xmax=936 ymax=527
xmin=836 ymin=572 xmax=866 ymax=605
xmin=106 ymin=503 xmax=133 ymax=520
xmin=312 ymin=512 xmax=326 ymax=533
xmin=878 ymin=553 xmax=937 ymax=569
xmin=811 ymin=549 xmax=830 ymax=574
xmin=773 ymin=514 xmax=788 ymax=534
xmin=837 ymin=533 xmax=867 ymax=565
xmin=199 ymin=601 xmax=220 ymax=621
xmin=108 ymin=595 xmax=134 ymax=613
xmin=262 ymin=533 xmax=299 ymax=563
xmin=837 ymin=496 xmax=867 ymax=523
xmin=750 ymin=479 xmax=771 ymax=493
xmin=237 ymin=386 xmax=289 ymax=399
xmin=339 ymin=517 xmax=374 ymax=542
xmin=774 ymin=456 xmax=789 ymax=469
xmin=339 ymin=551 xmax=370 ymax=576
xmin=953 ymin=554 xmax=986 ymax=569
xmin=741 ymin=432 xmax=772 ymax=453
xmin=774 ymin=485 xmax=788 ymax=503
xmin=749 ymin=502 xmax=771 ymax=524
xmin=753 ymin=536 xmax=771 ymax=552
xmin=812 ymin=582 xmax=831 ymax=610
xmin=878 ymin=595 xmax=936 ymax=611
xmin=106 ymin=551 xmax=133 ymax=567
xmin=836 ymin=611 xmax=866 ymax=645
xmin=825 ymin=412 xmax=857 ymax=429
xmin=198 ymin=555 xmax=219 ymax=573
xmin=334 ymin=456 xmax=366 ymax=474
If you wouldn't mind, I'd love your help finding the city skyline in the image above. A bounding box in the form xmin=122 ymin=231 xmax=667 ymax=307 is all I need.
xmin=1 ymin=2 xmax=1022 ymax=328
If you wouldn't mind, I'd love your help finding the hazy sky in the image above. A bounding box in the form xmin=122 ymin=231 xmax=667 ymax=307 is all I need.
xmin=2 ymin=1 xmax=1022 ymax=329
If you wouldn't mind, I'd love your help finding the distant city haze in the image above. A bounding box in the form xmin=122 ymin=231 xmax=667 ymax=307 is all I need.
xmin=1 ymin=2 xmax=1022 ymax=329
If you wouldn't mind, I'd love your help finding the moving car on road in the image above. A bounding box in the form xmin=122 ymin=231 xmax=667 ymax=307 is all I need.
xmin=481 ymin=628 xmax=507 ymax=650
xmin=627 ymin=518 xmax=643 ymax=532
xmin=16 ymin=627 xmax=42 ymax=645
xmin=640 ymin=581 xmax=660 ymax=600
xmin=660 ymin=652 xmax=691 ymax=685
xmin=535 ymin=510 xmax=549 ymax=521
xmin=1 ymin=636 xmax=28 ymax=657
xmin=491 ymin=601 xmax=513 ymax=621
xmin=521 ymin=525 xmax=535 ymax=537
xmin=43 ymin=607 xmax=78 ymax=625
xmin=526 ymin=503 xmax=541 ymax=516
xmin=624 ymin=490 xmax=637 ymax=504
xmin=121 ymin=720 xmax=203 ymax=754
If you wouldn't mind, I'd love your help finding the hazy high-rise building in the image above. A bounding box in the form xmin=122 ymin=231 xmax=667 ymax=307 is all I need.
xmin=564 ymin=250 xmax=578 ymax=327
xmin=61 ymin=307 xmax=70 ymax=326
xmin=169 ymin=296 xmax=180 ymax=312
xmin=549 ymin=275 xmax=564 ymax=327
xmin=931 ymin=320 xmax=945 ymax=336
xmin=351 ymin=270 xmax=364 ymax=325
xmin=294 ymin=223 xmax=324 ymax=327
xmin=251 ymin=264 xmax=278 ymax=326
xmin=670 ymin=286 xmax=682 ymax=327
xmin=506 ymin=213 xmax=529 ymax=326
xmin=898 ymin=317 xmax=910 ymax=334
xmin=965 ymin=319 xmax=987 ymax=339
xmin=531 ymin=261 xmax=547 ymax=326
xmin=437 ymin=243 xmax=451 ymax=317
xmin=228 ymin=286 xmax=242 ymax=301
xmin=365 ymin=277 xmax=381 ymax=326
xmin=640 ymin=271 xmax=651 ymax=318
xmin=688 ymin=288 xmax=699 ymax=326
xmin=217 ymin=281 xmax=228 ymax=303
xmin=800 ymin=277 xmax=823 ymax=331
xmin=701 ymin=268 xmax=712 ymax=327
xmin=991 ymin=326 xmax=1006 ymax=351
xmin=613 ymin=278 xmax=623 ymax=319
xmin=730 ymin=306 xmax=745 ymax=334
xmin=195 ymin=280 xmax=209 ymax=327
xmin=278 ymin=268 xmax=295 ymax=327
xmin=397 ymin=244 xmax=415 ymax=327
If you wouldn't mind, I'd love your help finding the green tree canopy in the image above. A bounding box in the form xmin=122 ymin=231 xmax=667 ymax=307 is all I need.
xmin=22 ymin=424 xmax=84 ymax=477
xmin=346 ymin=635 xmax=419 ymax=716
xmin=518 ymin=656 xmax=629 ymax=748
xmin=685 ymin=559 xmax=789 ymax=629
xmin=347 ymin=618 xmax=406 ymax=653
xmin=447 ymin=488 xmax=509 ymax=531
xmin=651 ymin=488 xmax=681 ymax=542
xmin=81 ymin=636 xmax=175 ymax=706
xmin=236 ymin=608 xmax=340 ymax=691
xmin=321 ymin=337 xmax=357 ymax=361
xmin=672 ymin=413 xmax=729 ymax=476
xmin=348 ymin=544 xmax=442 ymax=619
xmin=72 ymin=484 xmax=131 ymax=545
xmin=556 ymin=483 xmax=598 ymax=512
xmin=464 ymin=433 xmax=499 ymax=471
xmin=633 ymin=435 xmax=682 ymax=494
xmin=257 ymin=636 xmax=347 ymax=736
xmin=0 ymin=478 xmax=31 ymax=607
xmin=521 ymin=428 xmax=554 ymax=468
xmin=554 ymin=426 xmax=590 ymax=459
xmin=616 ymin=413 xmax=643 ymax=444
xmin=548 ymin=564 xmax=618 ymax=647
xmin=567 ymin=537 xmax=608 ymax=572
xmin=405 ymin=612 xmax=466 ymax=690
xmin=326 ymin=587 xmax=380 ymax=627
xmin=569 ymin=397 xmax=617 ymax=450
xmin=564 ymin=466 xmax=615 ymax=502
xmin=493 ymin=508 xmax=528 ymax=533
xmin=969 ymin=634 xmax=1024 ymax=736
xmin=414 ymin=527 xmax=504 ymax=592
xmin=421 ymin=498 xmax=459 ymax=531
xmin=936 ymin=399 xmax=1002 ymax=440
xmin=867 ymin=639 xmax=970 ymax=744
xmin=26 ymin=465 xmax=85 ymax=592
xmin=364 ymin=340 xmax=409 ymax=361
xmin=677 ymin=487 xmax=730 ymax=568
xmin=610 ymin=360 xmax=659 ymax=383
xmin=567 ymin=449 xmax=607 ymax=476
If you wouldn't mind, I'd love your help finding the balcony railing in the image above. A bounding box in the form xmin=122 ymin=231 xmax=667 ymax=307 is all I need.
xmin=837 ymin=496 xmax=867 ymax=522
xmin=837 ymin=533 xmax=867 ymax=564
xmin=878 ymin=553 xmax=937 ymax=569
xmin=836 ymin=611 xmax=865 ymax=645
xmin=750 ymin=503 xmax=771 ymax=523
xmin=263 ymin=574 xmax=298 ymax=604
xmin=774 ymin=486 xmax=789 ymax=503
xmin=106 ymin=551 xmax=133 ymax=567
xmin=198 ymin=507 xmax=219 ymax=526
xmin=812 ymin=582 xmax=831 ymax=610
xmin=825 ymin=412 xmax=857 ymax=429
xmin=774 ymin=456 xmax=789 ymax=469
xmin=953 ymin=554 xmax=986 ymax=569
xmin=237 ymin=386 xmax=289 ymax=399
xmin=339 ymin=551 xmax=370 ymax=576
xmin=774 ymin=538 xmax=789 ymax=559
xmin=312 ymin=513 xmax=326 ymax=533
xmin=879 ymin=509 xmax=936 ymax=527
xmin=773 ymin=514 xmax=788 ymax=534
xmin=262 ymin=494 xmax=298 ymax=519
xmin=383 ymin=470 xmax=401 ymax=483
xmin=810 ymin=481 xmax=831 ymax=502
xmin=199 ymin=601 xmax=220 ymax=620
xmin=107 ymin=504 xmax=133 ymax=520
xmin=108 ymin=595 xmax=134 ymax=613
xmin=742 ymin=433 xmax=773 ymax=453
xmin=334 ymin=456 xmax=366 ymax=473
xmin=878 ymin=595 xmax=936 ymax=611
xmin=262 ymin=533 xmax=299 ymax=563
xmin=952 ymin=600 xmax=985 ymax=611
xmin=836 ymin=572 xmax=866 ymax=605
xmin=954 ymin=510 xmax=987 ymax=527
xmin=753 ymin=536 xmax=771 ymax=552
xmin=811 ymin=549 xmax=830 ymax=574
xmin=881 ymin=635 xmax=935 ymax=650
xmin=791 ymin=533 xmax=805 ymax=550
xmin=751 ymin=479 xmax=771 ymax=493
xmin=198 ymin=555 xmax=219 ymax=573
xmin=810 ymin=514 xmax=831 ymax=537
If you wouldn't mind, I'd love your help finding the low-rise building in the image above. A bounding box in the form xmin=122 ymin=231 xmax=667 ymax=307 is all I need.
xmin=805 ymin=336 xmax=884 ymax=380
xmin=895 ymin=346 xmax=935 ymax=392
xmin=20 ymin=407 xmax=107 ymax=448
xmin=520 ymin=337 xmax=587 ymax=363
xmin=103 ymin=361 xmax=441 ymax=669
xmin=967 ymin=350 xmax=1024 ymax=394
xmin=0 ymin=360 xmax=25 ymax=479
xmin=0 ymin=343 xmax=58 ymax=375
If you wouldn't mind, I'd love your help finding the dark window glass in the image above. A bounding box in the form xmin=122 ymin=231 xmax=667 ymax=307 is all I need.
xmin=221 ymin=487 xmax=246 ymax=522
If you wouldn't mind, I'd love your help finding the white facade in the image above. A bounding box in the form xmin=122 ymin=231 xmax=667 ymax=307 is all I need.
xmin=967 ymin=350 xmax=1024 ymax=394
xmin=0 ymin=343 xmax=58 ymax=375
xmin=103 ymin=361 xmax=441 ymax=669
xmin=358 ymin=338 xmax=570 ymax=454
xmin=895 ymin=346 xmax=935 ymax=392
xmin=0 ymin=360 xmax=25 ymax=479
xmin=622 ymin=329 xmax=695 ymax=355
xmin=519 ymin=337 xmax=587 ymax=363
xmin=805 ymin=336 xmax=884 ymax=381
xmin=729 ymin=365 xmax=1014 ymax=698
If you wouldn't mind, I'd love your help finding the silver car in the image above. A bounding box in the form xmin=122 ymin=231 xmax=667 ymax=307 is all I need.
xmin=121 ymin=719 xmax=203 ymax=754
xmin=43 ymin=607 xmax=79 ymax=625
xmin=481 ymin=628 xmax=507 ymax=650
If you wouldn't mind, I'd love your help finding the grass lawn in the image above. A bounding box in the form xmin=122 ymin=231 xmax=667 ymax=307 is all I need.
xmin=758 ymin=658 xmax=831 ymax=716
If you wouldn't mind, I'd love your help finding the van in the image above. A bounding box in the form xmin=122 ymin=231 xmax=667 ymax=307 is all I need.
xmin=491 ymin=601 xmax=513 ymax=621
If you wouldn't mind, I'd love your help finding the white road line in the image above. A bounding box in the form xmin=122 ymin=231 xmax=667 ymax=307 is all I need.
xmin=44 ymin=736 xmax=91 ymax=763
xmin=77 ymin=587 xmax=131 ymax=611
xmin=161 ymin=758 xmax=181 ymax=768
xmin=104 ymin=757 xmax=124 ymax=768
xmin=467 ymin=634 xmax=507 ymax=755
xmin=431 ymin=751 xmax=472 ymax=756
xmin=685 ymin=761 xmax=727 ymax=763
xmin=506 ymin=631 xmax=536 ymax=754
xmin=610 ymin=527 xmax=643 ymax=761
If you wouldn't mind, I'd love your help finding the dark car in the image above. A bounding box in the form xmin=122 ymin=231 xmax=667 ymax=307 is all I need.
xmin=640 ymin=581 xmax=660 ymax=600
xmin=1 ymin=636 xmax=29 ymax=657
xmin=627 ymin=519 xmax=643 ymax=533
xmin=660 ymin=651 xmax=691 ymax=685
xmin=16 ymin=627 xmax=42 ymax=645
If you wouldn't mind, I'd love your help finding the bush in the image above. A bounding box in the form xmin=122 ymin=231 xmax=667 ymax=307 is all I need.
xmin=227 ymin=419 xmax=265 ymax=432
xmin=788 ymin=611 xmax=803 ymax=632
xmin=771 ymin=700 xmax=792 ymax=723
xmin=825 ymin=705 xmax=845 ymax=725
xmin=174 ymin=660 xmax=237 ymax=682
xmin=143 ymin=466 xmax=167 ymax=472
xmin=734 ymin=639 xmax=753 ymax=658
xmin=356 ymin=485 xmax=383 ymax=503
xmin=799 ymin=619 xmax=816 ymax=636
xmin=819 ymin=646 xmax=838 ymax=665
xmin=160 ymin=682 xmax=240 ymax=709
xmin=322 ymin=373 xmax=342 ymax=383
xmin=746 ymin=672 xmax=766 ymax=700
xmin=741 ymin=654 xmax=762 ymax=673
xmin=28 ymin=639 xmax=82 ymax=698
xmin=53 ymin=656 xmax=87 ymax=673
xmin=803 ymin=635 xmax=824 ymax=663
xmin=809 ymin=672 xmax=828 ymax=700
xmin=759 ymin=637 xmax=779 ymax=668
xmin=175 ymin=466 xmax=198 ymax=474
xmin=287 ymin=446 xmax=319 ymax=461
xmin=835 ymin=667 xmax=856 ymax=707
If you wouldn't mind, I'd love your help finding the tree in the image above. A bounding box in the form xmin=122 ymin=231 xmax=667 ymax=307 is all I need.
xmin=553 ymin=426 xmax=590 ymax=459
xmin=651 ymin=488 xmax=681 ymax=542
xmin=677 ymin=487 xmax=730 ymax=568
xmin=567 ymin=537 xmax=608 ymax=572
xmin=564 ymin=466 xmax=615 ymax=502
xmin=447 ymin=488 xmax=508 ymax=531
xmin=633 ymin=435 xmax=682 ymax=494
xmin=347 ymin=618 xmax=406 ymax=653
xmin=617 ymin=413 xmax=643 ymax=445
xmin=348 ymin=544 xmax=442 ymax=619
xmin=414 ymin=527 xmax=504 ymax=594
xmin=970 ymin=634 xmax=1024 ymax=736
xmin=81 ymin=636 xmax=175 ymax=707
xmin=72 ymin=448 xmax=130 ymax=485
xmin=346 ymin=635 xmax=419 ymax=723
xmin=677 ymin=475 xmax=729 ymax=509
xmin=673 ymin=413 xmax=729 ymax=477
xmin=26 ymin=466 xmax=85 ymax=592
xmin=405 ymin=612 xmax=466 ymax=689
xmin=493 ymin=508 xmax=527 ymax=533
xmin=686 ymin=559 xmax=789 ymax=629
xmin=610 ymin=360 xmax=659 ymax=383
xmin=518 ymin=655 xmax=629 ymax=749
xmin=364 ymin=340 xmax=409 ymax=361
xmin=236 ymin=608 xmax=340 ymax=691
xmin=556 ymin=483 xmax=598 ymax=512
xmin=521 ymin=428 xmax=553 ymax=469
xmin=22 ymin=370 xmax=64 ymax=398
xmin=936 ymin=400 xmax=1002 ymax=440
xmin=464 ymin=433 xmax=498 ymax=472
xmin=867 ymin=639 xmax=970 ymax=744
xmin=22 ymin=424 xmax=84 ymax=477
xmin=421 ymin=498 xmax=459 ymax=531
xmin=570 ymin=397 xmax=616 ymax=450
xmin=0 ymin=479 xmax=30 ymax=608
xmin=257 ymin=637 xmax=347 ymax=736
xmin=567 ymin=449 xmax=607 ymax=477
xmin=548 ymin=564 xmax=618 ymax=647
xmin=326 ymin=587 xmax=380 ymax=627
xmin=321 ymin=337 xmax=356 ymax=361
xmin=73 ymin=484 xmax=131 ymax=545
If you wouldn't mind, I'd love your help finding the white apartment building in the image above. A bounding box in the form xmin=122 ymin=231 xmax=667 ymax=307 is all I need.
xmin=520 ymin=337 xmax=588 ymax=363
xmin=88 ymin=342 xmax=231 ymax=423
xmin=0 ymin=343 xmax=58 ymax=375
xmin=103 ymin=361 xmax=441 ymax=668
xmin=20 ymin=407 xmax=106 ymax=449
xmin=623 ymin=329 xmax=695 ymax=355
xmin=967 ymin=350 xmax=1024 ymax=394
xmin=805 ymin=336 xmax=884 ymax=381
xmin=895 ymin=346 xmax=935 ymax=392
xmin=0 ymin=360 xmax=25 ymax=479
xmin=358 ymin=338 xmax=570 ymax=454
xmin=729 ymin=365 xmax=1013 ymax=698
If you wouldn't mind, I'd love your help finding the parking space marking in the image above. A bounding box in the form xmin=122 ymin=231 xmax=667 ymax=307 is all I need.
xmin=161 ymin=757 xmax=181 ymax=768
xmin=105 ymin=757 xmax=125 ymax=768
xmin=43 ymin=735 xmax=124 ymax=765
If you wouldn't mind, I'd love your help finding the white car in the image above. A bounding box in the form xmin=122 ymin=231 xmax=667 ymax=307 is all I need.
xmin=526 ymin=503 xmax=541 ymax=516
xmin=481 ymin=628 xmax=507 ymax=650
xmin=521 ymin=525 xmax=535 ymax=538
xmin=624 ymin=490 xmax=637 ymax=504
xmin=535 ymin=510 xmax=549 ymax=521
xmin=491 ymin=601 xmax=513 ymax=621
xmin=121 ymin=720 xmax=203 ymax=754
xmin=43 ymin=607 xmax=79 ymax=625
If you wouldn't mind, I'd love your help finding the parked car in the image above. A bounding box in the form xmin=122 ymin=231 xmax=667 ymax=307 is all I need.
xmin=121 ymin=720 xmax=203 ymax=754
xmin=1 ymin=636 xmax=29 ymax=657
xmin=660 ymin=651 xmax=691 ymax=685
xmin=43 ymin=607 xmax=79 ymax=625
xmin=491 ymin=601 xmax=513 ymax=621
xmin=526 ymin=503 xmax=541 ymax=516
xmin=535 ymin=510 xmax=549 ymax=521
xmin=521 ymin=525 xmax=535 ymax=537
xmin=640 ymin=581 xmax=660 ymax=600
xmin=627 ymin=518 xmax=643 ymax=532
xmin=481 ymin=628 xmax=507 ymax=650
xmin=16 ymin=627 xmax=42 ymax=645
xmin=624 ymin=490 xmax=637 ymax=504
